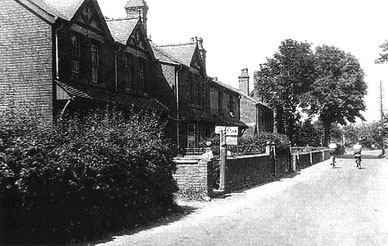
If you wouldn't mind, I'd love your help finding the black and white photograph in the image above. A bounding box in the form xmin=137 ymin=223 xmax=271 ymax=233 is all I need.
xmin=1 ymin=0 xmax=388 ymax=245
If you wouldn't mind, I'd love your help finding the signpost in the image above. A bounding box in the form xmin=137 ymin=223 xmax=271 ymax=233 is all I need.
xmin=215 ymin=126 xmax=239 ymax=191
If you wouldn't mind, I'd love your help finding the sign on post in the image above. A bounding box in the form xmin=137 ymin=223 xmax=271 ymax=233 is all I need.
xmin=215 ymin=126 xmax=226 ymax=134
xmin=225 ymin=126 xmax=238 ymax=136
xmin=226 ymin=136 xmax=238 ymax=145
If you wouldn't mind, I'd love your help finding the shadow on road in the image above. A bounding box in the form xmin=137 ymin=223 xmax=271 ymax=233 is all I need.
xmin=212 ymin=171 xmax=302 ymax=199
xmin=339 ymin=154 xmax=382 ymax=159
xmin=88 ymin=204 xmax=199 ymax=245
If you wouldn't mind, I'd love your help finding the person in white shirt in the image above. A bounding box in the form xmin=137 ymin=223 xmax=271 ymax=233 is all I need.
xmin=353 ymin=142 xmax=362 ymax=168
xmin=328 ymin=142 xmax=337 ymax=167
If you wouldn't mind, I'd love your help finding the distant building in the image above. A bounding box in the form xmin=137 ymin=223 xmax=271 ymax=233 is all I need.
xmin=238 ymin=68 xmax=274 ymax=135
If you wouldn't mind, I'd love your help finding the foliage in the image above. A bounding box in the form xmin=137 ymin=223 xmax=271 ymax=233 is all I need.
xmin=254 ymin=39 xmax=316 ymax=143
xmin=293 ymin=119 xmax=322 ymax=147
xmin=0 ymin=107 xmax=178 ymax=244
xmin=305 ymin=45 xmax=367 ymax=146
xmin=376 ymin=41 xmax=388 ymax=64
xmin=342 ymin=122 xmax=386 ymax=149
xmin=200 ymin=132 xmax=290 ymax=157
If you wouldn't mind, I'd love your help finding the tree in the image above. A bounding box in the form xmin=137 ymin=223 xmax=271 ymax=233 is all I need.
xmin=293 ymin=119 xmax=322 ymax=147
xmin=254 ymin=39 xmax=316 ymax=144
xmin=375 ymin=41 xmax=388 ymax=64
xmin=304 ymin=45 xmax=367 ymax=146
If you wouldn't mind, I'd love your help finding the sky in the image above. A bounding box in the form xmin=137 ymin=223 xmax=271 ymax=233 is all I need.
xmin=97 ymin=0 xmax=388 ymax=123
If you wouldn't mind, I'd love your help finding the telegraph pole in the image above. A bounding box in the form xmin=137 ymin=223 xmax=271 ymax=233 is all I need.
xmin=379 ymin=81 xmax=385 ymax=155
xmin=380 ymin=81 xmax=384 ymax=120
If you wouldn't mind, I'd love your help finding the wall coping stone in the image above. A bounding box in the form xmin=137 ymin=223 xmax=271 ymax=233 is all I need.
xmin=227 ymin=153 xmax=269 ymax=160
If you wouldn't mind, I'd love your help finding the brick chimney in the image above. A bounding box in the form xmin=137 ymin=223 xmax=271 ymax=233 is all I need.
xmin=239 ymin=68 xmax=249 ymax=94
xmin=125 ymin=0 xmax=149 ymax=34
xmin=196 ymin=37 xmax=207 ymax=73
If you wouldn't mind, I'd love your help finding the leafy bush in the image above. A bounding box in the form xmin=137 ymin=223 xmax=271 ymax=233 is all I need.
xmin=0 ymin=107 xmax=178 ymax=244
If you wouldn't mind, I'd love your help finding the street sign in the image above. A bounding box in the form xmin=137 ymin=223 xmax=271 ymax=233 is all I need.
xmin=226 ymin=127 xmax=238 ymax=136
xmin=226 ymin=136 xmax=238 ymax=145
xmin=215 ymin=126 xmax=225 ymax=134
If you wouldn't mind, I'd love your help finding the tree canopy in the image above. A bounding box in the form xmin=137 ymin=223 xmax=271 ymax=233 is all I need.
xmin=305 ymin=45 xmax=367 ymax=145
xmin=254 ymin=39 xmax=316 ymax=143
xmin=254 ymin=40 xmax=367 ymax=146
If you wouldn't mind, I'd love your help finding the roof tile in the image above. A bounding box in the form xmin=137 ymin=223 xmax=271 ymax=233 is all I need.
xmin=106 ymin=19 xmax=138 ymax=44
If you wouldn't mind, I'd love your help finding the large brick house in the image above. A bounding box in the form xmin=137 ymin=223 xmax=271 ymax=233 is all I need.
xmin=151 ymin=38 xmax=247 ymax=153
xmin=0 ymin=0 xmax=168 ymax=122
xmin=238 ymin=68 xmax=274 ymax=135
xmin=1 ymin=0 xmax=248 ymax=154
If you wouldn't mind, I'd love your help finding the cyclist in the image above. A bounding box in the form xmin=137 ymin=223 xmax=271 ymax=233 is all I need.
xmin=328 ymin=141 xmax=337 ymax=167
xmin=353 ymin=141 xmax=362 ymax=169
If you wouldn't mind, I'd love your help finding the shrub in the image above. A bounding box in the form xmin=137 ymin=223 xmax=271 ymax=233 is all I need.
xmin=0 ymin=107 xmax=178 ymax=244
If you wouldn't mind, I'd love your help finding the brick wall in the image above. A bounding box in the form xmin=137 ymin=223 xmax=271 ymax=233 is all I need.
xmin=225 ymin=154 xmax=270 ymax=192
xmin=173 ymin=157 xmax=213 ymax=198
xmin=0 ymin=0 xmax=54 ymax=121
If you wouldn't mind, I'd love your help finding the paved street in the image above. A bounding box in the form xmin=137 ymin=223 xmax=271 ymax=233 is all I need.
xmin=95 ymin=154 xmax=388 ymax=246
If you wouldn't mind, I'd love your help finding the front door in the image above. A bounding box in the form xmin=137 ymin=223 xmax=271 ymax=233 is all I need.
xmin=187 ymin=124 xmax=196 ymax=148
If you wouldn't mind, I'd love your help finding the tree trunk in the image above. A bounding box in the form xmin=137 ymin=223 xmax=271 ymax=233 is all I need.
xmin=323 ymin=123 xmax=331 ymax=147
xmin=276 ymin=106 xmax=285 ymax=134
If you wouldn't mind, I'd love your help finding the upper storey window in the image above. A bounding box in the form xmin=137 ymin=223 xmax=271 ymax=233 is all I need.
xmin=71 ymin=35 xmax=80 ymax=76
xmin=91 ymin=44 xmax=100 ymax=83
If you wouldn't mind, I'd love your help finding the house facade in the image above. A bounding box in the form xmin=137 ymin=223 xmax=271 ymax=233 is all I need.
xmin=152 ymin=38 xmax=247 ymax=153
xmin=238 ymin=68 xmax=274 ymax=135
xmin=0 ymin=0 xmax=168 ymax=123
xmin=0 ymin=0 xmax=248 ymax=154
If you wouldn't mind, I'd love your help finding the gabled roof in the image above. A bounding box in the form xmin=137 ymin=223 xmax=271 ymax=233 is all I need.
xmin=209 ymin=77 xmax=272 ymax=109
xmin=18 ymin=0 xmax=60 ymax=23
xmin=150 ymin=42 xmax=181 ymax=65
xmin=156 ymin=43 xmax=197 ymax=67
xmin=106 ymin=18 xmax=138 ymax=45
xmin=57 ymin=81 xmax=169 ymax=112
xmin=41 ymin=0 xmax=84 ymax=20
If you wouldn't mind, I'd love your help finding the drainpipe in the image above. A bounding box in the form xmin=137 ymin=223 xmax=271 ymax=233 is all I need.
xmin=175 ymin=65 xmax=183 ymax=154
xmin=55 ymin=23 xmax=64 ymax=80
xmin=114 ymin=45 xmax=123 ymax=93
xmin=53 ymin=23 xmax=64 ymax=121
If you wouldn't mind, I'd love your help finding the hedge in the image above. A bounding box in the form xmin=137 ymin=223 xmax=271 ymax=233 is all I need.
xmin=0 ymin=107 xmax=178 ymax=244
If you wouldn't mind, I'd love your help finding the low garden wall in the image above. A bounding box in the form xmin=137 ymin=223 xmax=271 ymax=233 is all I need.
xmin=294 ymin=150 xmax=331 ymax=170
xmin=276 ymin=154 xmax=290 ymax=178
xmin=173 ymin=157 xmax=213 ymax=198
xmin=174 ymin=149 xmax=331 ymax=199
xmin=224 ymin=154 xmax=270 ymax=192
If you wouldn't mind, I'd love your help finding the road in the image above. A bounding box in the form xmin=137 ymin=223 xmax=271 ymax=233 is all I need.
xmin=95 ymin=154 xmax=388 ymax=246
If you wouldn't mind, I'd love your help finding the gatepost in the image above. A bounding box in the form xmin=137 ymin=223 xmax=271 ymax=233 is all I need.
xmin=215 ymin=126 xmax=238 ymax=191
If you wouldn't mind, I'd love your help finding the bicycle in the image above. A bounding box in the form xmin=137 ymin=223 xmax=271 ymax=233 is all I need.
xmin=354 ymin=152 xmax=362 ymax=169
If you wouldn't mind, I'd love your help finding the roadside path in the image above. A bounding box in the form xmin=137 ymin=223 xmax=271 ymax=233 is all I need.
xmin=95 ymin=155 xmax=388 ymax=246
